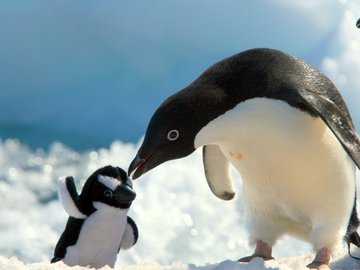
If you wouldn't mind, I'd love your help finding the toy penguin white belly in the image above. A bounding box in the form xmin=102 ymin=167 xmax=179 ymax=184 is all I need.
xmin=64 ymin=203 xmax=129 ymax=268
xmin=52 ymin=166 xmax=138 ymax=268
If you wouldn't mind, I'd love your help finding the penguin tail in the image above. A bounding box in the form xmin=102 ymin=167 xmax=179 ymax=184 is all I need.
xmin=347 ymin=231 xmax=360 ymax=260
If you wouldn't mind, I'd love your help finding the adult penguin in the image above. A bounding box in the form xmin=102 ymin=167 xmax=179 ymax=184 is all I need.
xmin=128 ymin=48 xmax=360 ymax=269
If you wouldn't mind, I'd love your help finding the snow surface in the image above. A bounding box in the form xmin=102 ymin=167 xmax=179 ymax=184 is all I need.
xmin=1 ymin=139 xmax=360 ymax=269
xmin=0 ymin=255 xmax=350 ymax=270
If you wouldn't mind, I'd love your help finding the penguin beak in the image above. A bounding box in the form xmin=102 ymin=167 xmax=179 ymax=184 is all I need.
xmin=114 ymin=184 xmax=136 ymax=203
xmin=128 ymin=152 xmax=154 ymax=180
xmin=128 ymin=155 xmax=143 ymax=178
xmin=128 ymin=140 xmax=195 ymax=179
xmin=128 ymin=140 xmax=171 ymax=179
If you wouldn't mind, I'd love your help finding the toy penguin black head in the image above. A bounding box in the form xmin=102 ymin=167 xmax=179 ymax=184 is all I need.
xmin=79 ymin=166 xmax=136 ymax=214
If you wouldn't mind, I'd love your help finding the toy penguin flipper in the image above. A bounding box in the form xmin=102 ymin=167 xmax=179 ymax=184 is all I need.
xmin=58 ymin=176 xmax=87 ymax=219
xmin=51 ymin=217 xmax=85 ymax=263
xmin=51 ymin=257 xmax=61 ymax=263
xmin=119 ymin=216 xmax=139 ymax=250
xmin=297 ymin=88 xmax=360 ymax=169
xmin=202 ymin=145 xmax=235 ymax=201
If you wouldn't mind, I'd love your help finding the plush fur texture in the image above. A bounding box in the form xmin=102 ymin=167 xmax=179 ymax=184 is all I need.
xmin=52 ymin=166 xmax=138 ymax=268
xmin=58 ymin=177 xmax=87 ymax=219
xmin=62 ymin=203 xmax=129 ymax=268
xmin=195 ymin=98 xmax=356 ymax=250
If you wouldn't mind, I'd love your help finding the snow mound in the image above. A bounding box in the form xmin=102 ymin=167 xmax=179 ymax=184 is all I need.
xmin=1 ymin=249 xmax=360 ymax=270
xmin=1 ymin=139 xmax=360 ymax=269
xmin=0 ymin=255 xmax=317 ymax=270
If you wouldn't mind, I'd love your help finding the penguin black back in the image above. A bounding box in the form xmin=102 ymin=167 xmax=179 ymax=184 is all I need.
xmin=195 ymin=48 xmax=351 ymax=121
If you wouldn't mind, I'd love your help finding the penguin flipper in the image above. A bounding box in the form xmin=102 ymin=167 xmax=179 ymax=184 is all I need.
xmin=119 ymin=216 xmax=139 ymax=250
xmin=298 ymin=89 xmax=360 ymax=169
xmin=58 ymin=176 xmax=87 ymax=219
xmin=202 ymin=145 xmax=235 ymax=200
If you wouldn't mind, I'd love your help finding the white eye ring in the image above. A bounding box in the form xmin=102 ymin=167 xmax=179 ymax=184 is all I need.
xmin=167 ymin=129 xmax=179 ymax=141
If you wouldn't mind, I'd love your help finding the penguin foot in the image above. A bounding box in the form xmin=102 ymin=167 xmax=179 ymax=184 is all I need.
xmin=306 ymin=247 xmax=331 ymax=269
xmin=306 ymin=262 xmax=330 ymax=270
xmin=238 ymin=240 xmax=274 ymax=262
xmin=238 ymin=254 xmax=274 ymax=262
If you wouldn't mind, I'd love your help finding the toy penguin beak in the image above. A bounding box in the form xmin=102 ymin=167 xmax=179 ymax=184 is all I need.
xmin=114 ymin=184 xmax=136 ymax=203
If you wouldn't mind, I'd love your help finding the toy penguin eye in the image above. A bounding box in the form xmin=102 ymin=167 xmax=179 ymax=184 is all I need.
xmin=103 ymin=190 xmax=113 ymax=199
xmin=167 ymin=129 xmax=179 ymax=141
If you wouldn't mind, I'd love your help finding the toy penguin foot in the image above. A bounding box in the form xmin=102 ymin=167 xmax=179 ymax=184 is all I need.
xmin=306 ymin=247 xmax=331 ymax=269
xmin=238 ymin=240 xmax=274 ymax=262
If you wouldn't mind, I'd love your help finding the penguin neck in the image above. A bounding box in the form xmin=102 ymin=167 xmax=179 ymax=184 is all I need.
xmin=194 ymin=97 xmax=301 ymax=149
xmin=193 ymin=98 xmax=241 ymax=149
xmin=176 ymin=84 xmax=241 ymax=145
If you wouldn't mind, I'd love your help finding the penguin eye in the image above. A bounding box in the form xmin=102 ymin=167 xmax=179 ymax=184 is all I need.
xmin=103 ymin=190 xmax=113 ymax=199
xmin=167 ymin=129 xmax=179 ymax=141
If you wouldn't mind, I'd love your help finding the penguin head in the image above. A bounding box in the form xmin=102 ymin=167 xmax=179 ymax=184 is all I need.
xmin=128 ymin=49 xmax=265 ymax=179
xmin=81 ymin=165 xmax=136 ymax=210
xmin=128 ymin=85 xmax=227 ymax=179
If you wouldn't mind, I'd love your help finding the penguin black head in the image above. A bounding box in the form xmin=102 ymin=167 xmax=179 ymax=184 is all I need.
xmin=81 ymin=165 xmax=136 ymax=210
xmin=128 ymin=49 xmax=259 ymax=179
xmin=128 ymin=86 xmax=221 ymax=179
xmin=128 ymin=49 xmax=285 ymax=179
xmin=127 ymin=51 xmax=257 ymax=179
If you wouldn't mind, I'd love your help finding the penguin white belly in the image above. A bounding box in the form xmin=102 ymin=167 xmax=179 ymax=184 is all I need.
xmin=197 ymin=98 xmax=356 ymax=249
xmin=64 ymin=202 xmax=128 ymax=268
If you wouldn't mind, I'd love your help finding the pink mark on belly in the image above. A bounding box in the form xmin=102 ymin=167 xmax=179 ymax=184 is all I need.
xmin=229 ymin=151 xmax=243 ymax=160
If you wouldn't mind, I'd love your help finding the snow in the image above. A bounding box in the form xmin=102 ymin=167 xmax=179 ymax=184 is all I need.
xmin=1 ymin=139 xmax=360 ymax=269
xmin=1 ymin=250 xmax=360 ymax=269
xmin=0 ymin=256 xmax=297 ymax=270
xmin=321 ymin=1 xmax=360 ymax=122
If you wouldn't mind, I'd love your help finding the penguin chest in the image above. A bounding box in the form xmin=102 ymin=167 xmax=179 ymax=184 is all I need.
xmin=64 ymin=202 xmax=128 ymax=268
xmin=196 ymin=98 xmax=355 ymax=230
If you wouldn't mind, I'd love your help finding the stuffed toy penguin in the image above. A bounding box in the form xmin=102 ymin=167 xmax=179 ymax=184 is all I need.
xmin=51 ymin=165 xmax=138 ymax=268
